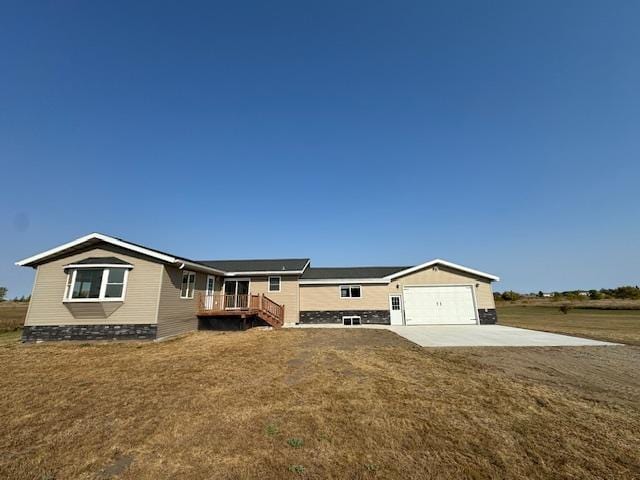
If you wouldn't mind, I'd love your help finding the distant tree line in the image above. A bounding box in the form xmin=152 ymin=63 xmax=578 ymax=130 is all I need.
xmin=494 ymin=286 xmax=640 ymax=301
xmin=0 ymin=287 xmax=30 ymax=303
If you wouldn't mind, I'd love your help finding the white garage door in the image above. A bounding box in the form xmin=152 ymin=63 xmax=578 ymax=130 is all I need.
xmin=403 ymin=285 xmax=477 ymax=325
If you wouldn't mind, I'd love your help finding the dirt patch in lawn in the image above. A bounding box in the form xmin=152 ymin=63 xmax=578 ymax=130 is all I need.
xmin=437 ymin=346 xmax=640 ymax=409
xmin=1 ymin=329 xmax=639 ymax=479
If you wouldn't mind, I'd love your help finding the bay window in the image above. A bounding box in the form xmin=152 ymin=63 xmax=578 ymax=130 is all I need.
xmin=64 ymin=267 xmax=129 ymax=302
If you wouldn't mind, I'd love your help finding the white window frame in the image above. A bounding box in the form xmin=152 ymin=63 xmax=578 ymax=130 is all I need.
xmin=180 ymin=271 xmax=196 ymax=299
xmin=339 ymin=285 xmax=362 ymax=299
xmin=268 ymin=276 xmax=281 ymax=293
xmin=390 ymin=295 xmax=402 ymax=311
xmin=63 ymin=267 xmax=129 ymax=303
xmin=342 ymin=315 xmax=361 ymax=326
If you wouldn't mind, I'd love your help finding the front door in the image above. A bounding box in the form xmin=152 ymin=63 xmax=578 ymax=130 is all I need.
xmin=389 ymin=295 xmax=403 ymax=325
xmin=205 ymin=275 xmax=216 ymax=309
xmin=223 ymin=279 xmax=250 ymax=309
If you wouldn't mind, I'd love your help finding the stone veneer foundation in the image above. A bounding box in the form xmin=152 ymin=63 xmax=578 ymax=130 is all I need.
xmin=22 ymin=324 xmax=157 ymax=342
xmin=300 ymin=309 xmax=498 ymax=325
xmin=299 ymin=310 xmax=390 ymax=325
xmin=477 ymin=309 xmax=498 ymax=324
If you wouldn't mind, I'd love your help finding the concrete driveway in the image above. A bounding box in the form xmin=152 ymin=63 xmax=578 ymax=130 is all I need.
xmin=385 ymin=325 xmax=620 ymax=347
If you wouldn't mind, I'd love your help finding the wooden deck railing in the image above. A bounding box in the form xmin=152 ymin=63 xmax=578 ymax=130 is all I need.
xmin=197 ymin=293 xmax=285 ymax=327
xmin=261 ymin=294 xmax=285 ymax=323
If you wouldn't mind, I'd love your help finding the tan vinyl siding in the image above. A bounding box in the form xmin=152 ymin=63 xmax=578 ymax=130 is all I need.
xmin=245 ymin=275 xmax=300 ymax=324
xmin=299 ymin=283 xmax=390 ymax=311
xmin=156 ymin=266 xmax=206 ymax=338
xmin=299 ymin=265 xmax=496 ymax=312
xmin=25 ymin=246 xmax=163 ymax=326
xmin=388 ymin=265 xmax=496 ymax=309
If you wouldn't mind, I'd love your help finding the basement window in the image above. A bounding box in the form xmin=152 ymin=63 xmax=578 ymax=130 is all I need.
xmin=64 ymin=267 xmax=129 ymax=302
xmin=342 ymin=316 xmax=361 ymax=326
xmin=340 ymin=285 xmax=361 ymax=298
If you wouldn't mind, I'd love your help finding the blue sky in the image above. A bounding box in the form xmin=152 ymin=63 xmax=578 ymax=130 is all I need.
xmin=2 ymin=0 xmax=639 ymax=296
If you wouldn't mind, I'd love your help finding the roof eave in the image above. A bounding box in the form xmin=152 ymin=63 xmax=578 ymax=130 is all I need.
xmin=175 ymin=260 xmax=226 ymax=275
xmin=383 ymin=259 xmax=500 ymax=282
xmin=13 ymin=233 xmax=225 ymax=275
xmin=224 ymin=270 xmax=306 ymax=277
xmin=14 ymin=233 xmax=177 ymax=267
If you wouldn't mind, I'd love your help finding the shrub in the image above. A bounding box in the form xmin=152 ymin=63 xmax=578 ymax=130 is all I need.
xmin=288 ymin=465 xmax=305 ymax=474
xmin=559 ymin=305 xmax=572 ymax=314
xmin=613 ymin=286 xmax=640 ymax=299
xmin=501 ymin=291 xmax=521 ymax=301
xmin=265 ymin=424 xmax=278 ymax=436
xmin=287 ymin=438 xmax=304 ymax=448
xmin=589 ymin=290 xmax=604 ymax=300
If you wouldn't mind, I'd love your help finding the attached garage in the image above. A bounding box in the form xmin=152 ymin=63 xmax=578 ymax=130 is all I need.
xmin=403 ymin=285 xmax=477 ymax=325
xmin=298 ymin=258 xmax=499 ymax=326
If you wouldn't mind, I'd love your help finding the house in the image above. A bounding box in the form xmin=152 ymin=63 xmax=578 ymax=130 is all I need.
xmin=15 ymin=233 xmax=500 ymax=342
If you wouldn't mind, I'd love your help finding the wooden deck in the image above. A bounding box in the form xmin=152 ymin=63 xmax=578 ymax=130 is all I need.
xmin=196 ymin=293 xmax=285 ymax=328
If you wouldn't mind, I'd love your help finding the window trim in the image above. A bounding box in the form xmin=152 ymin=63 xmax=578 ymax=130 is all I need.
xmin=339 ymin=285 xmax=362 ymax=299
xmin=180 ymin=270 xmax=196 ymax=299
xmin=342 ymin=315 xmax=361 ymax=326
xmin=390 ymin=295 xmax=402 ymax=311
xmin=63 ymin=267 xmax=129 ymax=303
xmin=268 ymin=276 xmax=281 ymax=293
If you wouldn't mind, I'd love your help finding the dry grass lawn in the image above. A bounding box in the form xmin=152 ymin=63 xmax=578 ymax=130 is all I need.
xmin=498 ymin=298 xmax=640 ymax=309
xmin=1 ymin=329 xmax=639 ymax=479
xmin=498 ymin=305 xmax=640 ymax=345
xmin=0 ymin=301 xmax=28 ymax=332
xmin=0 ymin=301 xmax=28 ymax=345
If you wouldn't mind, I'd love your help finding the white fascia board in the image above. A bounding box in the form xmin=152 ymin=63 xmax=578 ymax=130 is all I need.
xmin=15 ymin=233 xmax=177 ymax=267
xmin=224 ymin=270 xmax=306 ymax=276
xmin=300 ymin=259 xmax=311 ymax=274
xmin=176 ymin=260 xmax=226 ymax=275
xmin=15 ymin=233 xmax=226 ymax=276
xmin=299 ymin=278 xmax=390 ymax=285
xmin=383 ymin=258 xmax=500 ymax=282
xmin=16 ymin=233 xmax=176 ymax=267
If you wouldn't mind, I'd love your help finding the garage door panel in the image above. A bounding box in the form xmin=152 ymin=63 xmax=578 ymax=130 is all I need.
xmin=403 ymin=285 xmax=477 ymax=325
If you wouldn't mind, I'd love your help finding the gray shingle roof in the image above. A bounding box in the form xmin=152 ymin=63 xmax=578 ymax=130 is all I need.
xmin=300 ymin=266 xmax=410 ymax=280
xmin=111 ymin=235 xmax=200 ymax=263
xmin=197 ymin=258 xmax=310 ymax=273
